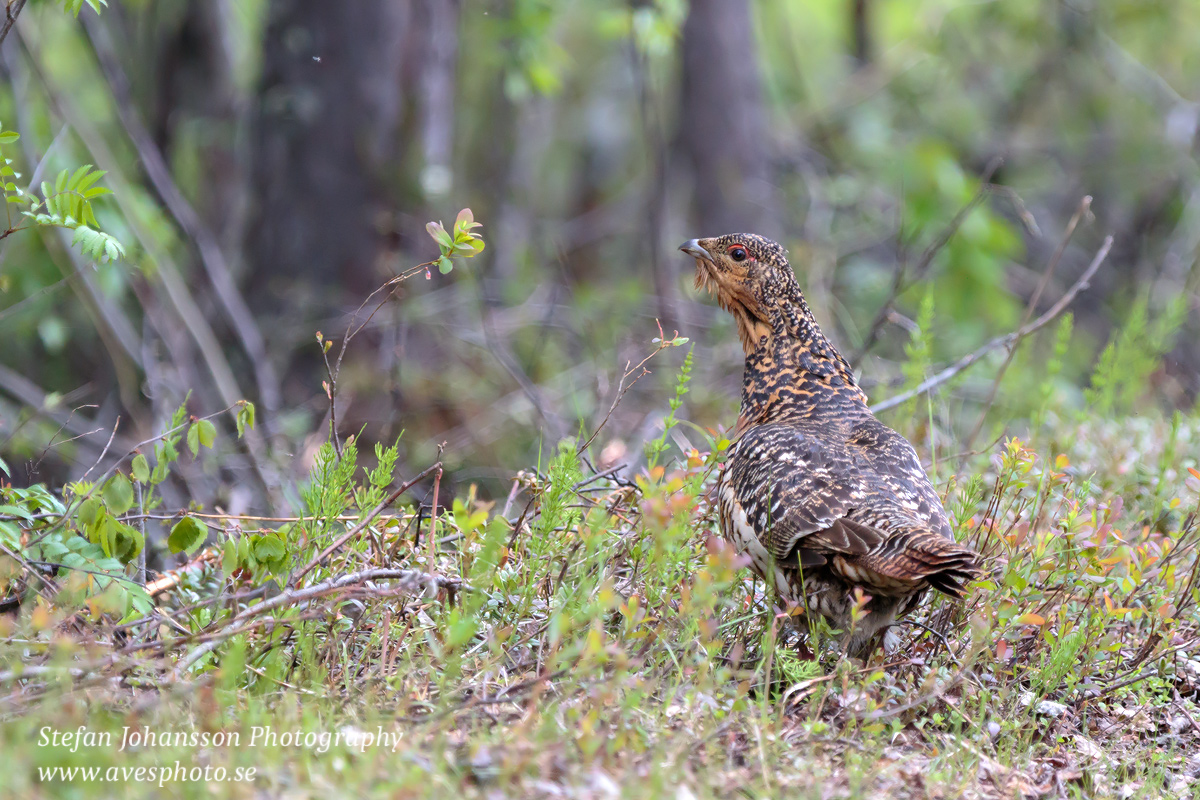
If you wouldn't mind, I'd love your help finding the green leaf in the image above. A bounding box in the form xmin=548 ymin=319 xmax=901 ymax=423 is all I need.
xmin=102 ymin=474 xmax=135 ymax=515
xmin=425 ymin=221 xmax=453 ymax=250
xmin=236 ymin=403 xmax=256 ymax=438
xmin=0 ymin=520 xmax=19 ymax=548
xmin=98 ymin=516 xmax=117 ymax=558
xmin=114 ymin=521 xmax=143 ymax=562
xmin=131 ymin=454 xmax=150 ymax=483
xmin=168 ymin=517 xmax=208 ymax=556
xmin=196 ymin=419 xmax=217 ymax=450
xmin=438 ymin=255 xmax=453 ymax=274
xmin=222 ymin=538 xmax=238 ymax=575
xmin=76 ymin=497 xmax=103 ymax=529
xmin=0 ymin=503 xmax=34 ymax=522
xmin=187 ymin=423 xmax=200 ymax=456
xmin=252 ymin=534 xmax=285 ymax=562
xmin=40 ymin=539 xmax=69 ymax=559
xmin=237 ymin=535 xmax=252 ymax=569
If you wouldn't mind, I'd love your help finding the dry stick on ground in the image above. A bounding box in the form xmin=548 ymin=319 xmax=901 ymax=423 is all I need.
xmin=173 ymin=567 xmax=461 ymax=678
xmin=961 ymin=196 xmax=1093 ymax=452
xmin=851 ymin=158 xmax=1004 ymax=368
xmin=870 ymin=235 xmax=1114 ymax=415
xmin=292 ymin=462 xmax=443 ymax=584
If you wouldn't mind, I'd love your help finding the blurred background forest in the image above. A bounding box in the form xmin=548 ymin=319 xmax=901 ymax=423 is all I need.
xmin=0 ymin=0 xmax=1197 ymax=525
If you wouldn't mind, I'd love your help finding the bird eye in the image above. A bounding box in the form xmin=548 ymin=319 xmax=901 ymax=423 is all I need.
xmin=728 ymin=245 xmax=748 ymax=262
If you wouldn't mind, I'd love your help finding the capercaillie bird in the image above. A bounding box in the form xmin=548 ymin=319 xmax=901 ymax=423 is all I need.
xmin=681 ymin=233 xmax=982 ymax=657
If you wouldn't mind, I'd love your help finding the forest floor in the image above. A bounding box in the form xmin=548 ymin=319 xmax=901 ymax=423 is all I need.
xmin=3 ymin=410 xmax=1200 ymax=799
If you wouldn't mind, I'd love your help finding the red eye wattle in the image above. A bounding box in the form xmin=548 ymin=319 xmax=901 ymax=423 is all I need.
xmin=727 ymin=244 xmax=749 ymax=262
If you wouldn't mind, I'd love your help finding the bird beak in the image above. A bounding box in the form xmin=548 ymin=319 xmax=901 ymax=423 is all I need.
xmin=679 ymin=239 xmax=711 ymax=263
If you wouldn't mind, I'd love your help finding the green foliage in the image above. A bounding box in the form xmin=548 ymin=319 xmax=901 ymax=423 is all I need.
xmin=0 ymin=150 xmax=126 ymax=263
xmin=533 ymin=440 xmax=582 ymax=547
xmin=4 ymin=478 xmax=153 ymax=621
xmin=425 ymin=207 xmax=485 ymax=274
xmin=221 ymin=529 xmax=288 ymax=580
xmin=500 ymin=0 xmax=569 ymax=98
xmin=73 ymin=478 xmax=143 ymax=563
xmin=236 ymin=401 xmax=256 ymax=438
xmin=100 ymin=473 xmax=133 ymax=515
xmin=167 ymin=516 xmax=207 ymax=556
xmin=0 ymin=393 xmax=255 ymax=621
xmin=1033 ymin=628 xmax=1087 ymax=697
xmin=1 ymin=362 xmax=1198 ymax=795
xmin=147 ymin=401 xmax=190 ymax=486
xmin=186 ymin=418 xmax=216 ymax=456
xmin=302 ymin=439 xmax=359 ymax=523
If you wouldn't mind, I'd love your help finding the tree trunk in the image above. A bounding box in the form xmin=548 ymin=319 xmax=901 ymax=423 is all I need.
xmin=678 ymin=0 xmax=778 ymax=238
xmin=246 ymin=0 xmax=410 ymax=303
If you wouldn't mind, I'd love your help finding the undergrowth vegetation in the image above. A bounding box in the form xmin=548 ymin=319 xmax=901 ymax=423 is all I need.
xmin=2 ymin=235 xmax=1199 ymax=798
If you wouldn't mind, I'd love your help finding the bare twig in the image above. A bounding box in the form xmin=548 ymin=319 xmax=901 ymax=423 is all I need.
xmin=78 ymin=416 xmax=120 ymax=483
xmin=870 ymin=235 xmax=1113 ymax=414
xmin=316 ymin=332 xmax=342 ymax=457
xmin=317 ymin=260 xmax=436 ymax=458
xmin=0 ymin=365 xmax=136 ymax=458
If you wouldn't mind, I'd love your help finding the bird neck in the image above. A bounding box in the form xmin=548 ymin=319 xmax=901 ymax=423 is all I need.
xmin=737 ymin=291 xmax=869 ymax=428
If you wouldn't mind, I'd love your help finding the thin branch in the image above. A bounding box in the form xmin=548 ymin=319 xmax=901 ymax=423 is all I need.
xmin=427 ymin=451 xmax=444 ymax=565
xmin=0 ymin=0 xmax=27 ymax=48
xmin=870 ymin=235 xmax=1113 ymax=414
xmin=77 ymin=415 xmax=120 ymax=483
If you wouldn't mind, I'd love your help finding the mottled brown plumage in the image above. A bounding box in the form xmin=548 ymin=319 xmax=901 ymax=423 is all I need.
xmin=681 ymin=233 xmax=982 ymax=656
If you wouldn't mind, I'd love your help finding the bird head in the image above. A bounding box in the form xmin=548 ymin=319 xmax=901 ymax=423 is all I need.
xmin=680 ymin=233 xmax=795 ymax=352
